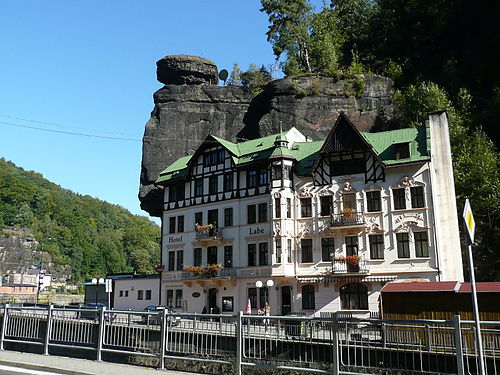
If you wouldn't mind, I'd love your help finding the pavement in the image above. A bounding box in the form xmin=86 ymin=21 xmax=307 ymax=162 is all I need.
xmin=0 ymin=350 xmax=199 ymax=375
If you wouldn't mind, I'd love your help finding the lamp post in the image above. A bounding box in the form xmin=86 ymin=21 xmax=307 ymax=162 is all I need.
xmin=255 ymin=279 xmax=274 ymax=309
xmin=91 ymin=278 xmax=105 ymax=305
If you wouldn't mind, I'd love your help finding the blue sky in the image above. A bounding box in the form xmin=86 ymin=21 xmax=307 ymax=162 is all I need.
xmin=0 ymin=0 xmax=324 ymax=220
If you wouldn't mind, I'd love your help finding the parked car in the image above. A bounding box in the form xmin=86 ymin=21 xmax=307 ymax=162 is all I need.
xmin=79 ymin=303 xmax=116 ymax=322
xmin=142 ymin=306 xmax=181 ymax=326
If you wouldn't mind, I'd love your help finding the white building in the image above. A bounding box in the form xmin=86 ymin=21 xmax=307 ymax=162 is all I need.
xmin=112 ymin=274 xmax=160 ymax=310
xmin=155 ymin=112 xmax=463 ymax=317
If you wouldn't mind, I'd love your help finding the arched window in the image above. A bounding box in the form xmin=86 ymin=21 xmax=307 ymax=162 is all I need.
xmin=340 ymin=283 xmax=368 ymax=310
xmin=302 ymin=285 xmax=315 ymax=310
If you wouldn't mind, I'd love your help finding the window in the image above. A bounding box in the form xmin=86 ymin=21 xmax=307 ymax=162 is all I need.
xmin=286 ymin=198 xmax=292 ymax=218
xmin=125 ymin=290 xmax=128 ymax=297
xmin=195 ymin=212 xmax=203 ymax=227
xmin=283 ymin=165 xmax=291 ymax=179
xmin=320 ymin=196 xmax=333 ymax=216
xmin=301 ymin=239 xmax=313 ymax=263
xmin=300 ymin=198 xmax=312 ymax=218
xmin=168 ymin=251 xmax=175 ymax=271
xmin=247 ymin=204 xmax=257 ymax=224
xmin=411 ymin=186 xmax=425 ymax=208
xmin=169 ymin=184 xmax=184 ymax=202
xmin=248 ymin=244 xmax=257 ymax=266
xmin=145 ymin=290 xmax=152 ymax=300
xmin=209 ymin=175 xmax=218 ymax=195
xmin=194 ymin=248 xmax=202 ymax=267
xmin=224 ymin=207 xmax=233 ymax=227
xmin=275 ymin=197 xmax=281 ymax=218
xmin=258 ymin=203 xmax=268 ymax=222
xmin=166 ymin=290 xmax=173 ymax=307
xmin=195 ymin=179 xmax=203 ymax=197
xmin=208 ymin=209 xmax=218 ymax=226
xmin=207 ymin=246 xmax=218 ymax=265
xmin=366 ymin=191 xmax=381 ymax=212
xmin=393 ymin=188 xmax=406 ymax=210
xmin=169 ymin=217 xmax=176 ymax=234
xmin=224 ymin=173 xmax=233 ymax=192
xmin=119 ymin=290 xmax=123 ymax=297
xmin=258 ymin=169 xmax=268 ymax=186
xmin=345 ymin=236 xmax=359 ymax=256
xmin=340 ymin=283 xmax=368 ymax=310
xmin=275 ymin=239 xmax=282 ymax=263
xmin=175 ymin=290 xmax=183 ymax=308
xmin=287 ymin=239 xmax=292 ymax=263
xmin=272 ymin=165 xmax=282 ymax=180
xmin=258 ymin=287 xmax=268 ymax=309
xmin=321 ymin=237 xmax=334 ymax=262
xmin=247 ymin=170 xmax=257 ymax=188
xmin=222 ymin=296 xmax=234 ymax=312
xmin=203 ymin=150 xmax=224 ymax=167
xmin=177 ymin=216 xmax=184 ymax=233
xmin=302 ymin=285 xmax=315 ymax=310
xmin=396 ymin=233 xmax=410 ymax=258
xmin=369 ymin=235 xmax=384 ymax=259
xmin=248 ymin=288 xmax=257 ymax=309
xmin=415 ymin=231 xmax=429 ymax=257
xmin=138 ymin=290 xmax=144 ymax=300
xmin=176 ymin=250 xmax=183 ymax=270
xmin=395 ymin=142 xmax=410 ymax=159
xmin=259 ymin=242 xmax=268 ymax=265
xmin=224 ymin=246 xmax=233 ymax=268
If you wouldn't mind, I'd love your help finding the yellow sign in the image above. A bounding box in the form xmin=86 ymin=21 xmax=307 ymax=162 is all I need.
xmin=462 ymin=199 xmax=475 ymax=243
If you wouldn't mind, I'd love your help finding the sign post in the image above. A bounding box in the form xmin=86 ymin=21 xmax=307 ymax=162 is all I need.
xmin=462 ymin=199 xmax=485 ymax=375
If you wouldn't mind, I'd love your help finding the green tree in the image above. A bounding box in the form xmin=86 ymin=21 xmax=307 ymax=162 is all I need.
xmin=228 ymin=63 xmax=242 ymax=86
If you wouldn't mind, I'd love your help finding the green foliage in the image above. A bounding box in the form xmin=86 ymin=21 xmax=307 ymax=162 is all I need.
xmin=393 ymin=82 xmax=500 ymax=280
xmin=228 ymin=63 xmax=242 ymax=86
xmin=229 ymin=64 xmax=273 ymax=95
xmin=0 ymin=158 xmax=160 ymax=281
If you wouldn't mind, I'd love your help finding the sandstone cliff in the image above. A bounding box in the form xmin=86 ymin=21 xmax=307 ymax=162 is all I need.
xmin=140 ymin=55 xmax=394 ymax=216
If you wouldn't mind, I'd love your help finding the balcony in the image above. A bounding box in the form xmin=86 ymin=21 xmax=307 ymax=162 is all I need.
xmin=331 ymin=256 xmax=368 ymax=274
xmin=182 ymin=266 xmax=237 ymax=280
xmin=195 ymin=225 xmax=223 ymax=240
xmin=329 ymin=211 xmax=365 ymax=227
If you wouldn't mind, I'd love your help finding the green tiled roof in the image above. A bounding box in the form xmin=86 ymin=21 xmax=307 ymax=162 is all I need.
xmin=156 ymin=124 xmax=430 ymax=184
xmin=361 ymin=126 xmax=430 ymax=165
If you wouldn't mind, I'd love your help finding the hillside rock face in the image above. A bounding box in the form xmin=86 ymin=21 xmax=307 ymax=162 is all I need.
xmin=140 ymin=55 xmax=394 ymax=217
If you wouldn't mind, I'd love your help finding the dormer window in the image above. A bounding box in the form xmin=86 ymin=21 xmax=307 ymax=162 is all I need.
xmin=395 ymin=142 xmax=410 ymax=160
xmin=203 ymin=149 xmax=224 ymax=167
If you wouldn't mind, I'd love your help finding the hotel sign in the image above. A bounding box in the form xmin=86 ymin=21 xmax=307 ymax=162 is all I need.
xmin=167 ymin=235 xmax=184 ymax=244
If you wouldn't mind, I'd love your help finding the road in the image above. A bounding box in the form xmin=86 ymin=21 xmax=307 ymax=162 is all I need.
xmin=0 ymin=365 xmax=64 ymax=375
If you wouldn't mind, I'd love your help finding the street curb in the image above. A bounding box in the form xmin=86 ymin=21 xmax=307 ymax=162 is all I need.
xmin=0 ymin=359 xmax=94 ymax=375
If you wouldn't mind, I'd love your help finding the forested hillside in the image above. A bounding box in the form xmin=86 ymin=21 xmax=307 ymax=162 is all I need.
xmin=255 ymin=0 xmax=499 ymax=280
xmin=0 ymin=158 xmax=160 ymax=282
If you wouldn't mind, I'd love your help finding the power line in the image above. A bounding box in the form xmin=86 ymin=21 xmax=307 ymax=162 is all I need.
xmin=0 ymin=121 xmax=141 ymax=142
xmin=0 ymin=114 xmax=142 ymax=138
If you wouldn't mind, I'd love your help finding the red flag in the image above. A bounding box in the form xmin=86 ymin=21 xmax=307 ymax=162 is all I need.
xmin=245 ymin=298 xmax=251 ymax=314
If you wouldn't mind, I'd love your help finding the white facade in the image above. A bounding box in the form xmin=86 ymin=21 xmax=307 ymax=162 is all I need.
xmin=113 ymin=276 xmax=160 ymax=310
xmin=157 ymin=112 xmax=463 ymax=317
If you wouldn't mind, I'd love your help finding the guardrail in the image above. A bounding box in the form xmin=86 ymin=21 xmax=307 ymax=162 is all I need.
xmin=1 ymin=304 xmax=499 ymax=375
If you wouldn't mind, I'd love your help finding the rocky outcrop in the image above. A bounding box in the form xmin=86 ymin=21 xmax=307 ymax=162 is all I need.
xmin=156 ymin=55 xmax=219 ymax=85
xmin=140 ymin=55 xmax=394 ymax=216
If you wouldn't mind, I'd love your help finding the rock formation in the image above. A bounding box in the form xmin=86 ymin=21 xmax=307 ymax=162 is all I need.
xmin=140 ymin=55 xmax=394 ymax=217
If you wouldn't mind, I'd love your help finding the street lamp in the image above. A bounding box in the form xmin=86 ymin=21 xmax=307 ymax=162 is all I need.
xmin=91 ymin=278 xmax=105 ymax=305
xmin=255 ymin=279 xmax=274 ymax=308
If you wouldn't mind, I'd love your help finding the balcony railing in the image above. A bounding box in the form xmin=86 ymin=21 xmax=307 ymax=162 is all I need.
xmin=195 ymin=226 xmax=223 ymax=240
xmin=330 ymin=212 xmax=365 ymax=227
xmin=331 ymin=256 xmax=368 ymax=274
xmin=182 ymin=267 xmax=237 ymax=279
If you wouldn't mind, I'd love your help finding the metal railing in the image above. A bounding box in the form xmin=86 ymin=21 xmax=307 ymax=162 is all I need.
xmin=331 ymin=257 xmax=368 ymax=273
xmin=1 ymin=304 xmax=499 ymax=375
xmin=195 ymin=227 xmax=223 ymax=240
xmin=330 ymin=212 xmax=365 ymax=227
xmin=182 ymin=268 xmax=238 ymax=279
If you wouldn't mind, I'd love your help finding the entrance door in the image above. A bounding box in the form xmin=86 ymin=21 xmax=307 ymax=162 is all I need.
xmin=281 ymin=286 xmax=292 ymax=315
xmin=208 ymin=288 xmax=218 ymax=314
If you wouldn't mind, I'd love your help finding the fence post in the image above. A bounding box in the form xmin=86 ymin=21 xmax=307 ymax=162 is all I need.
xmin=381 ymin=322 xmax=387 ymax=348
xmin=96 ymin=307 xmax=105 ymax=361
xmin=235 ymin=311 xmax=243 ymax=375
xmin=426 ymin=324 xmax=431 ymax=351
xmin=43 ymin=304 xmax=53 ymax=355
xmin=454 ymin=315 xmax=465 ymax=375
xmin=158 ymin=308 xmax=167 ymax=370
xmin=0 ymin=304 xmax=9 ymax=351
xmin=332 ymin=313 xmax=340 ymax=375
